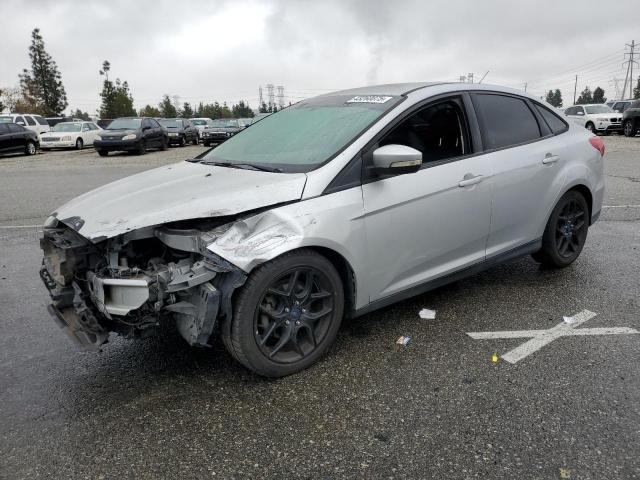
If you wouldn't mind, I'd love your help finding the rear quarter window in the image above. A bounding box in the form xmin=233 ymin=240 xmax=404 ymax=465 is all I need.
xmin=473 ymin=93 xmax=541 ymax=150
xmin=35 ymin=116 xmax=48 ymax=125
xmin=533 ymin=103 xmax=568 ymax=135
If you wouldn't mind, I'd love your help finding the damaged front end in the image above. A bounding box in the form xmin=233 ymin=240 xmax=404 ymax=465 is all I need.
xmin=40 ymin=217 xmax=247 ymax=349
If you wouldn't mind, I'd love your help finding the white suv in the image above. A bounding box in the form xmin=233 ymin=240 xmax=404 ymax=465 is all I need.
xmin=0 ymin=113 xmax=51 ymax=136
xmin=563 ymin=104 xmax=622 ymax=135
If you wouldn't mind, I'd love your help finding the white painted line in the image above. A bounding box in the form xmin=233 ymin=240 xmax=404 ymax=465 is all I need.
xmin=602 ymin=204 xmax=640 ymax=208
xmin=466 ymin=310 xmax=639 ymax=364
xmin=0 ymin=225 xmax=41 ymax=229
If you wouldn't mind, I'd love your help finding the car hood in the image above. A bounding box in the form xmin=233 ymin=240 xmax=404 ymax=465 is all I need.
xmin=53 ymin=161 xmax=307 ymax=242
xmin=101 ymin=129 xmax=137 ymax=136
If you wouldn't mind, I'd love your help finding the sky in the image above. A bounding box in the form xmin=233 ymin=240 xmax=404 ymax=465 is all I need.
xmin=1 ymin=0 xmax=639 ymax=115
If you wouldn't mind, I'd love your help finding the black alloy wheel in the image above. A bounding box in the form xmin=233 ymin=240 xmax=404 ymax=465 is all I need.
xmin=532 ymin=190 xmax=589 ymax=268
xmin=255 ymin=267 xmax=335 ymax=363
xmin=222 ymin=249 xmax=344 ymax=377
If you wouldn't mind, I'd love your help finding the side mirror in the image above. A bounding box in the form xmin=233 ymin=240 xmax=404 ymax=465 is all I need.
xmin=372 ymin=144 xmax=422 ymax=174
xmin=142 ymin=126 xmax=151 ymax=131
xmin=16 ymin=121 xmax=25 ymax=126
xmin=577 ymin=111 xmax=584 ymax=116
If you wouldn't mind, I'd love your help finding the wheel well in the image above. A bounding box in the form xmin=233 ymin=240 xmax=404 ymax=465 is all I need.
xmin=306 ymin=246 xmax=357 ymax=319
xmin=568 ymin=184 xmax=593 ymax=223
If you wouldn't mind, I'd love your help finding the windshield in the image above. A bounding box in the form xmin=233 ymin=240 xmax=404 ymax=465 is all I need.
xmin=210 ymin=119 xmax=239 ymax=128
xmin=585 ymin=105 xmax=612 ymax=114
xmin=0 ymin=116 xmax=12 ymax=123
xmin=159 ymin=119 xmax=182 ymax=128
xmin=191 ymin=119 xmax=208 ymax=125
xmin=52 ymin=123 xmax=82 ymax=132
xmin=202 ymin=94 xmax=400 ymax=173
xmin=106 ymin=118 xmax=142 ymax=130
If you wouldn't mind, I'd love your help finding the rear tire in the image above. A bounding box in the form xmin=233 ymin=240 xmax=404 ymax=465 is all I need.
xmin=221 ymin=249 xmax=344 ymax=377
xmin=623 ymin=120 xmax=636 ymax=137
xmin=531 ymin=190 xmax=589 ymax=268
xmin=97 ymin=149 xmax=108 ymax=157
xmin=191 ymin=135 xmax=198 ymax=145
xmin=75 ymin=138 xmax=83 ymax=150
xmin=25 ymin=141 xmax=37 ymax=156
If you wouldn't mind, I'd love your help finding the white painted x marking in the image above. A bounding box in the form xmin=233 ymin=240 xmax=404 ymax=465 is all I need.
xmin=466 ymin=310 xmax=639 ymax=364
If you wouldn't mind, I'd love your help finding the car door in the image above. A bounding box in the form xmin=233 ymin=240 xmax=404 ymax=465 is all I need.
xmin=0 ymin=123 xmax=11 ymax=152
xmin=471 ymin=93 xmax=567 ymax=258
xmin=362 ymin=95 xmax=492 ymax=301
xmin=7 ymin=123 xmax=27 ymax=151
xmin=148 ymin=118 xmax=163 ymax=146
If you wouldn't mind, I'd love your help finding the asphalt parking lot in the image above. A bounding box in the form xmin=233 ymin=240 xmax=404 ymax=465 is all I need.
xmin=1 ymin=138 xmax=639 ymax=479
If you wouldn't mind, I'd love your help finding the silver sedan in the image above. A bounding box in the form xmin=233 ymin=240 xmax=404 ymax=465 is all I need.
xmin=40 ymin=82 xmax=604 ymax=377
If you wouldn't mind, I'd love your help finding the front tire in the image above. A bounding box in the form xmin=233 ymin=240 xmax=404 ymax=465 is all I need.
xmin=137 ymin=140 xmax=146 ymax=155
xmin=179 ymin=135 xmax=186 ymax=147
xmin=191 ymin=135 xmax=198 ymax=145
xmin=585 ymin=122 xmax=595 ymax=133
xmin=532 ymin=190 xmax=589 ymax=268
xmin=97 ymin=149 xmax=108 ymax=157
xmin=222 ymin=249 xmax=344 ymax=377
xmin=75 ymin=138 xmax=83 ymax=150
xmin=160 ymin=137 xmax=168 ymax=151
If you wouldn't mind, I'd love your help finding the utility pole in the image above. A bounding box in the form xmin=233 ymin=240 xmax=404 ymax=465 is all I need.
xmin=573 ymin=75 xmax=578 ymax=105
xmin=622 ymin=40 xmax=638 ymax=99
xmin=468 ymin=73 xmax=474 ymax=84
xmin=523 ymin=82 xmax=528 ymax=92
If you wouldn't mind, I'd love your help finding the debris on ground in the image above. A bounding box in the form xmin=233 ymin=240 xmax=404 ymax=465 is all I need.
xmin=491 ymin=352 xmax=499 ymax=363
xmin=563 ymin=315 xmax=577 ymax=324
xmin=418 ymin=308 xmax=436 ymax=320
xmin=396 ymin=335 xmax=411 ymax=346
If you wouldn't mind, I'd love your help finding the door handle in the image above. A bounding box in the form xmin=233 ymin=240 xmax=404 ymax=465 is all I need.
xmin=458 ymin=174 xmax=484 ymax=187
xmin=542 ymin=154 xmax=560 ymax=164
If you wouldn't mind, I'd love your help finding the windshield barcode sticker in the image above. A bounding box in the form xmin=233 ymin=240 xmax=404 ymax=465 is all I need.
xmin=347 ymin=95 xmax=393 ymax=104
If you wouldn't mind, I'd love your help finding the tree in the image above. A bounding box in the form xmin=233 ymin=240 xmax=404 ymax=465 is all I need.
xmin=592 ymin=87 xmax=605 ymax=103
xmin=99 ymin=61 xmax=136 ymax=118
xmin=259 ymin=101 xmax=269 ymax=114
xmin=180 ymin=102 xmax=194 ymax=118
xmin=138 ymin=104 xmax=161 ymax=117
xmin=71 ymin=108 xmax=91 ymax=120
xmin=545 ymin=89 xmax=563 ymax=108
xmin=18 ymin=28 xmax=68 ymax=115
xmin=552 ymin=89 xmax=563 ymax=108
xmin=633 ymin=77 xmax=640 ymax=100
xmin=576 ymin=87 xmax=593 ymax=105
xmin=158 ymin=95 xmax=177 ymax=117
xmin=0 ymin=86 xmax=24 ymax=113
xmin=231 ymin=100 xmax=254 ymax=118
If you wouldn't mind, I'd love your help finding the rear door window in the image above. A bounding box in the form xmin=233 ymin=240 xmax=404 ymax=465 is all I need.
xmin=34 ymin=115 xmax=49 ymax=125
xmin=473 ymin=94 xmax=541 ymax=150
xmin=25 ymin=116 xmax=36 ymax=126
xmin=533 ymin=103 xmax=568 ymax=135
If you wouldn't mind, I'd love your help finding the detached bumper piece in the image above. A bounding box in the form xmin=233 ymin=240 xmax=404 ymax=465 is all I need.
xmin=47 ymin=303 xmax=108 ymax=349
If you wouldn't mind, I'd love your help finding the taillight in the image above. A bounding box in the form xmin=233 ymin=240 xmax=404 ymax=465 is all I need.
xmin=589 ymin=136 xmax=605 ymax=157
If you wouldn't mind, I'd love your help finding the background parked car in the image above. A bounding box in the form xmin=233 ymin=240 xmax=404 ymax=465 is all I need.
xmin=0 ymin=122 xmax=39 ymax=156
xmin=201 ymin=118 xmax=244 ymax=146
xmin=564 ymin=104 xmax=622 ymax=134
xmin=46 ymin=116 xmax=83 ymax=127
xmin=190 ymin=118 xmax=214 ymax=140
xmin=608 ymin=99 xmax=635 ymax=113
xmin=0 ymin=113 xmax=50 ymax=136
xmin=158 ymin=118 xmax=199 ymax=146
xmin=622 ymin=100 xmax=640 ymax=137
xmin=94 ymin=117 xmax=168 ymax=156
xmin=40 ymin=121 xmax=103 ymax=150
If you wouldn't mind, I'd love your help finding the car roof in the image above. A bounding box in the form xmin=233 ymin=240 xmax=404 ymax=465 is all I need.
xmin=326 ymin=82 xmax=449 ymax=97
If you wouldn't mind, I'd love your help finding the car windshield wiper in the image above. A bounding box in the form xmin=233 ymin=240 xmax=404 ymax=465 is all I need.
xmin=200 ymin=161 xmax=282 ymax=173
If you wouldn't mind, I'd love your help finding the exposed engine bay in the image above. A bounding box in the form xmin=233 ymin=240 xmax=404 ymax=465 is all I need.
xmin=40 ymin=217 xmax=247 ymax=349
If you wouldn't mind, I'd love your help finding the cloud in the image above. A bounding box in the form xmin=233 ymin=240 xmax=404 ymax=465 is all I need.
xmin=1 ymin=0 xmax=638 ymax=114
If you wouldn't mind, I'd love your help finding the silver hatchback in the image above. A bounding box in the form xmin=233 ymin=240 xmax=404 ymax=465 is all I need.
xmin=40 ymin=82 xmax=604 ymax=377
